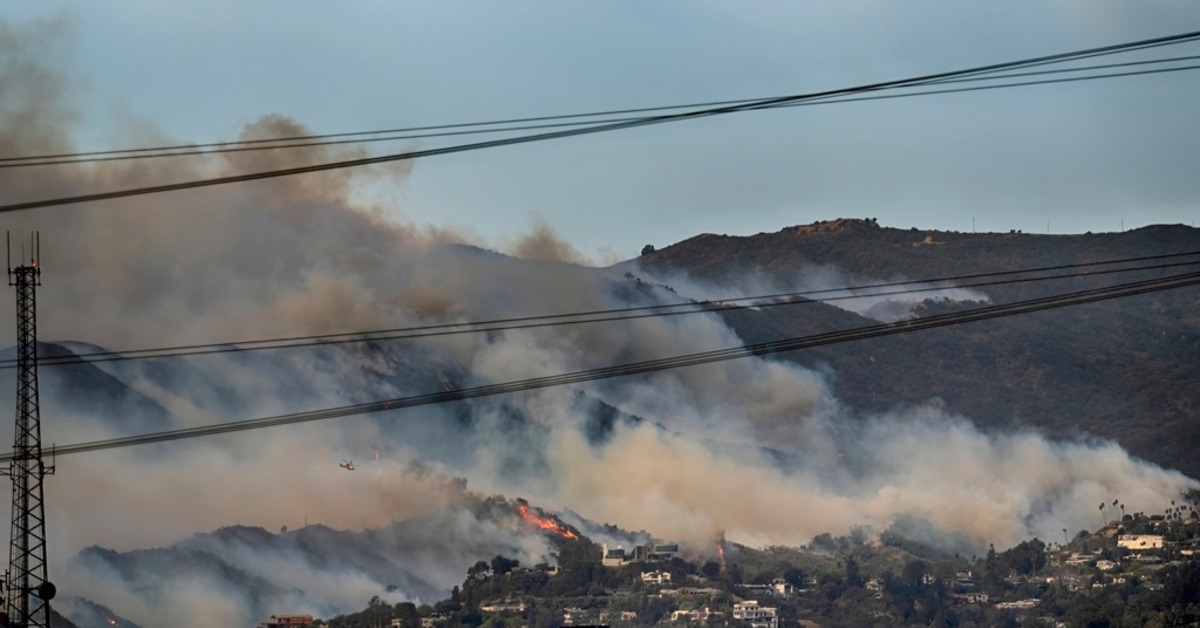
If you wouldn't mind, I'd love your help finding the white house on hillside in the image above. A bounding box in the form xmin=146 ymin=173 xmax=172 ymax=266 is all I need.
xmin=732 ymin=600 xmax=779 ymax=628
xmin=1118 ymin=534 xmax=1164 ymax=550
xmin=641 ymin=570 xmax=672 ymax=585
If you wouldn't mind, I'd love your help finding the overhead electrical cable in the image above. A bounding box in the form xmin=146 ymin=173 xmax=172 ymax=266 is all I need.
xmin=2 ymin=35 xmax=1194 ymax=165
xmin=1 ymin=29 xmax=1198 ymax=212
xmin=765 ymin=63 xmax=1200 ymax=112
xmin=5 ymin=270 xmax=1198 ymax=462
xmin=3 ymin=54 xmax=1200 ymax=169
xmin=0 ymin=118 xmax=635 ymax=168
xmin=884 ymin=53 xmax=1200 ymax=85
xmin=10 ymin=252 xmax=1199 ymax=370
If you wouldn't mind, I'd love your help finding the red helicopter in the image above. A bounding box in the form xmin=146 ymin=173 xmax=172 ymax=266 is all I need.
xmin=339 ymin=459 xmax=356 ymax=471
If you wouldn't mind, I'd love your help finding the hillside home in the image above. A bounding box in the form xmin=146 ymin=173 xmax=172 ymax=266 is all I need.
xmin=671 ymin=607 xmax=723 ymax=622
xmin=641 ymin=570 xmax=671 ymax=585
xmin=732 ymin=600 xmax=779 ymax=628
xmin=1118 ymin=534 xmax=1164 ymax=550
xmin=1065 ymin=553 xmax=1092 ymax=566
xmin=995 ymin=599 xmax=1038 ymax=610
xmin=259 ymin=615 xmax=314 ymax=628
xmin=480 ymin=599 xmax=526 ymax=612
xmin=602 ymin=543 xmax=627 ymax=567
xmin=600 ymin=542 xmax=680 ymax=566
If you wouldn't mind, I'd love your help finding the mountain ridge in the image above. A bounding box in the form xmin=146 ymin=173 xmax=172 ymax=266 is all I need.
xmin=636 ymin=219 xmax=1200 ymax=477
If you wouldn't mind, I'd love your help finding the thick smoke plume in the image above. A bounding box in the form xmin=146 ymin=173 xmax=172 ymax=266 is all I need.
xmin=0 ymin=17 xmax=1196 ymax=627
xmin=56 ymin=467 xmax=560 ymax=626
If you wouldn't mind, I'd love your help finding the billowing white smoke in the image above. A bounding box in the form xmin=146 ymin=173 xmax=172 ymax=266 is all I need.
xmin=53 ymin=461 xmax=561 ymax=626
xmin=629 ymin=261 xmax=991 ymax=323
xmin=789 ymin=264 xmax=992 ymax=323
xmin=521 ymin=402 xmax=1194 ymax=551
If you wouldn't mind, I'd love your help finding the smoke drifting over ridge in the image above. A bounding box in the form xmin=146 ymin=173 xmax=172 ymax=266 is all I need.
xmin=0 ymin=17 xmax=1197 ymax=626
xmin=57 ymin=467 xmax=563 ymax=626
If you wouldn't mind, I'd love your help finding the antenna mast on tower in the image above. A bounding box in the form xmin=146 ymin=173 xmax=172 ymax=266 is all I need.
xmin=2 ymin=232 xmax=55 ymax=627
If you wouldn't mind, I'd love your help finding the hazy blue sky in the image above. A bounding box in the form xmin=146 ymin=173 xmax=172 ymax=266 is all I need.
xmin=4 ymin=2 xmax=1199 ymax=260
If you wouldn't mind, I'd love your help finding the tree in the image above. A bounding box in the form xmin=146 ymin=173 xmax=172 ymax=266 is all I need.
xmin=902 ymin=559 xmax=928 ymax=591
xmin=845 ymin=556 xmax=864 ymax=588
xmin=783 ymin=567 xmax=808 ymax=589
xmin=468 ymin=560 xmax=491 ymax=583
xmin=983 ymin=544 xmax=1001 ymax=588
xmin=393 ymin=602 xmax=420 ymax=628
xmin=640 ymin=244 xmax=655 ymax=255
xmin=490 ymin=555 xmax=519 ymax=576
xmin=810 ymin=533 xmax=837 ymax=552
xmin=435 ymin=586 xmax=463 ymax=614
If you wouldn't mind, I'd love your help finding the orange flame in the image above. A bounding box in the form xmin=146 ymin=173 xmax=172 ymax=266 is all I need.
xmin=715 ymin=530 xmax=728 ymax=573
xmin=517 ymin=501 xmax=579 ymax=540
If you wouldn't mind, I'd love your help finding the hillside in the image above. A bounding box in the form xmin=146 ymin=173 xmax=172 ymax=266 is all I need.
xmin=636 ymin=219 xmax=1200 ymax=477
xmin=58 ymin=494 xmax=632 ymax=627
xmin=10 ymin=227 xmax=1197 ymax=626
xmin=328 ymin=505 xmax=1200 ymax=628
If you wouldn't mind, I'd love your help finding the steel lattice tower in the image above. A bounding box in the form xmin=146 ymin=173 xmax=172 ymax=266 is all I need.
xmin=3 ymin=233 xmax=55 ymax=628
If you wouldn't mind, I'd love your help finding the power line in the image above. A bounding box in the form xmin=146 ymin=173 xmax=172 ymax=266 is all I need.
xmin=891 ymin=53 xmax=1200 ymax=85
xmin=23 ymin=256 xmax=1200 ymax=367
xmin=0 ymin=118 xmax=630 ymax=169
xmin=765 ymin=62 xmax=1200 ymax=112
xmin=12 ymin=252 xmax=1199 ymax=370
xmin=4 ymin=53 xmax=1199 ymax=169
xmin=7 ymin=269 xmax=1198 ymax=462
xmin=1 ymin=29 xmax=1198 ymax=213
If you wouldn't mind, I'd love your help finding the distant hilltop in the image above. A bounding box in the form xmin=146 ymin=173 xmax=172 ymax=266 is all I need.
xmin=780 ymin=217 xmax=883 ymax=235
xmin=635 ymin=218 xmax=1200 ymax=480
xmin=638 ymin=218 xmax=1198 ymax=285
xmin=678 ymin=217 xmax=1196 ymax=242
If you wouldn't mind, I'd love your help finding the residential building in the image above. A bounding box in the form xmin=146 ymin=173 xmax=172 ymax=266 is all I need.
xmin=1118 ymin=534 xmax=1164 ymax=550
xmin=633 ymin=543 xmax=681 ymax=561
xmin=1065 ymin=553 xmax=1092 ymax=566
xmin=480 ymin=600 xmax=526 ymax=612
xmin=732 ymin=600 xmax=779 ymax=628
xmin=995 ymin=599 xmax=1038 ymax=610
xmin=562 ymin=607 xmax=600 ymax=626
xmin=259 ymin=615 xmax=314 ymax=628
xmin=671 ymin=607 xmax=722 ymax=623
xmin=641 ymin=570 xmax=671 ymax=585
xmin=954 ymin=571 xmax=980 ymax=590
xmin=602 ymin=543 xmax=628 ymax=567
xmin=601 ymin=542 xmax=680 ymax=566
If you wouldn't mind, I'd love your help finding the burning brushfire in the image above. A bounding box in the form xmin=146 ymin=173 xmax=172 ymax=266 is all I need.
xmin=715 ymin=529 xmax=728 ymax=573
xmin=516 ymin=499 xmax=579 ymax=540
